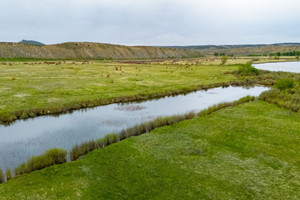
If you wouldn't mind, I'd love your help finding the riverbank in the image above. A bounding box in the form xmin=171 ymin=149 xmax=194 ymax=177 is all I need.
xmin=0 ymin=61 xmax=239 ymax=124
xmin=0 ymin=100 xmax=299 ymax=199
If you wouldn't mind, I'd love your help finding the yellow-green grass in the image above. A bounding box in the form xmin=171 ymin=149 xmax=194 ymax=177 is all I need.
xmin=154 ymin=56 xmax=300 ymax=66
xmin=0 ymin=101 xmax=299 ymax=199
xmin=0 ymin=61 xmax=238 ymax=122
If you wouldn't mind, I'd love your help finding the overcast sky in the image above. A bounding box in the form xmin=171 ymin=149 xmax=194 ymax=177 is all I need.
xmin=1 ymin=0 xmax=300 ymax=45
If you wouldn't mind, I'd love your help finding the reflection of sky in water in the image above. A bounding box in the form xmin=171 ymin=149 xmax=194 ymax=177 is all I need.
xmin=0 ymin=86 xmax=269 ymax=170
xmin=253 ymin=61 xmax=300 ymax=73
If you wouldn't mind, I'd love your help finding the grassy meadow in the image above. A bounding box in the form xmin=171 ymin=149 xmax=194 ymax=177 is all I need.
xmin=0 ymin=60 xmax=239 ymax=123
xmin=1 ymin=57 xmax=300 ymax=199
xmin=0 ymin=101 xmax=299 ymax=199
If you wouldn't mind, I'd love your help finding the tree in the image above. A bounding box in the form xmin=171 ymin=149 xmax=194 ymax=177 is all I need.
xmin=220 ymin=56 xmax=228 ymax=65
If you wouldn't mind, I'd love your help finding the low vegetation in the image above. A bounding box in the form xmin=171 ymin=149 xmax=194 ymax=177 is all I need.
xmin=237 ymin=64 xmax=259 ymax=76
xmin=259 ymin=75 xmax=300 ymax=112
xmin=274 ymin=78 xmax=295 ymax=90
xmin=14 ymin=149 xmax=67 ymax=176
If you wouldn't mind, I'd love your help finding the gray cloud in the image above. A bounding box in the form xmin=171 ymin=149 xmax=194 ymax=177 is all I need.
xmin=0 ymin=0 xmax=299 ymax=45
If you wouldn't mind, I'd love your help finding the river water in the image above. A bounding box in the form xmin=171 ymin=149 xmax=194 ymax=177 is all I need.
xmin=253 ymin=61 xmax=300 ymax=73
xmin=0 ymin=86 xmax=269 ymax=170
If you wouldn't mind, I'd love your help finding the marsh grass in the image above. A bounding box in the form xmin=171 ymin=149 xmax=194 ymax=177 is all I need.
xmin=14 ymin=148 xmax=67 ymax=177
xmin=0 ymin=170 xmax=4 ymax=184
xmin=275 ymin=79 xmax=295 ymax=90
xmin=6 ymin=169 xmax=12 ymax=181
xmin=237 ymin=64 xmax=259 ymax=76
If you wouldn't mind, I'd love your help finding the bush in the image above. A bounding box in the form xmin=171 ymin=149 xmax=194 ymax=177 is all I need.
xmin=15 ymin=148 xmax=67 ymax=176
xmin=275 ymin=79 xmax=295 ymax=91
xmin=70 ymin=141 xmax=97 ymax=161
xmin=220 ymin=56 xmax=228 ymax=65
xmin=105 ymin=133 xmax=119 ymax=145
xmin=238 ymin=64 xmax=259 ymax=76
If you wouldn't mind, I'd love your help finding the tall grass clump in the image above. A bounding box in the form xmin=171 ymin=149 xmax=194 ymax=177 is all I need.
xmin=70 ymin=140 xmax=97 ymax=161
xmin=70 ymin=133 xmax=120 ymax=161
xmin=238 ymin=64 xmax=259 ymax=76
xmin=6 ymin=169 xmax=12 ymax=181
xmin=14 ymin=148 xmax=67 ymax=176
xmin=274 ymin=79 xmax=295 ymax=91
xmin=0 ymin=169 xmax=4 ymax=184
xmin=15 ymin=163 xmax=27 ymax=176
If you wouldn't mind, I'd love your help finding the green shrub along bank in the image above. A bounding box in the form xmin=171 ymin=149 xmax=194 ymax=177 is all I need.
xmin=14 ymin=149 xmax=67 ymax=177
xmin=260 ymin=78 xmax=300 ymax=113
xmin=2 ymin=96 xmax=255 ymax=181
xmin=274 ymin=78 xmax=295 ymax=91
xmin=237 ymin=64 xmax=259 ymax=76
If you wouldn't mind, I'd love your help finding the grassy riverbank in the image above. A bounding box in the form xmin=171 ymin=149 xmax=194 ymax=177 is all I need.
xmin=0 ymin=101 xmax=299 ymax=199
xmin=0 ymin=61 xmax=239 ymax=123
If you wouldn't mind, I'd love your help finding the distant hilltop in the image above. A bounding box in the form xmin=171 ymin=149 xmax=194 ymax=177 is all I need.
xmin=0 ymin=41 xmax=300 ymax=59
xmin=19 ymin=40 xmax=45 ymax=46
xmin=163 ymin=43 xmax=300 ymax=50
xmin=0 ymin=42 xmax=200 ymax=59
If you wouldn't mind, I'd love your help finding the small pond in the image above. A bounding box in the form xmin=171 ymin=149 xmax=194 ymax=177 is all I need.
xmin=0 ymin=86 xmax=269 ymax=170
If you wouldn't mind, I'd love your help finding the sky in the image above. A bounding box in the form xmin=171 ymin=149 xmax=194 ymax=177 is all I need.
xmin=1 ymin=0 xmax=300 ymax=46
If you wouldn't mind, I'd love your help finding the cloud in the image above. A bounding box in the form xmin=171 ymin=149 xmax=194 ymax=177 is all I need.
xmin=0 ymin=0 xmax=299 ymax=45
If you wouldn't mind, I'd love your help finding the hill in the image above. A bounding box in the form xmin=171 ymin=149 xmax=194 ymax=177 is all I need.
xmin=19 ymin=40 xmax=45 ymax=46
xmin=0 ymin=42 xmax=201 ymax=60
xmin=164 ymin=43 xmax=300 ymax=56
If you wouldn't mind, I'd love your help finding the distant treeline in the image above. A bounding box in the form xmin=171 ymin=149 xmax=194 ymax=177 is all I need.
xmin=214 ymin=53 xmax=234 ymax=57
xmin=248 ymin=51 xmax=300 ymax=57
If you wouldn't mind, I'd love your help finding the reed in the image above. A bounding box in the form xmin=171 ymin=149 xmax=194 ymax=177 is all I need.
xmin=14 ymin=148 xmax=67 ymax=177
xmin=6 ymin=169 xmax=12 ymax=181
xmin=0 ymin=169 xmax=4 ymax=184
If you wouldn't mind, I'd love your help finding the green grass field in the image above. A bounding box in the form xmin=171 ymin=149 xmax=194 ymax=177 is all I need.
xmin=0 ymin=101 xmax=299 ymax=199
xmin=0 ymin=61 xmax=238 ymax=122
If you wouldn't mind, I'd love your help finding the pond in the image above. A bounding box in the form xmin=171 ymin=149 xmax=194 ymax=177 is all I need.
xmin=0 ymin=86 xmax=269 ymax=171
xmin=253 ymin=61 xmax=300 ymax=73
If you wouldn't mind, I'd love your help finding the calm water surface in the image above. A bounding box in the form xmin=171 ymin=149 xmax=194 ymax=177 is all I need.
xmin=253 ymin=61 xmax=300 ymax=73
xmin=0 ymin=86 xmax=269 ymax=170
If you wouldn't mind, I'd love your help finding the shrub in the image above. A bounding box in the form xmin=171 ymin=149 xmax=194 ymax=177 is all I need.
xmin=238 ymin=64 xmax=259 ymax=76
xmin=70 ymin=145 xmax=80 ymax=161
xmin=15 ymin=163 xmax=28 ymax=176
xmin=220 ymin=56 xmax=228 ymax=65
xmin=16 ymin=148 xmax=67 ymax=176
xmin=275 ymin=79 xmax=295 ymax=91
xmin=105 ymin=133 xmax=119 ymax=145
xmin=70 ymin=141 xmax=97 ymax=161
